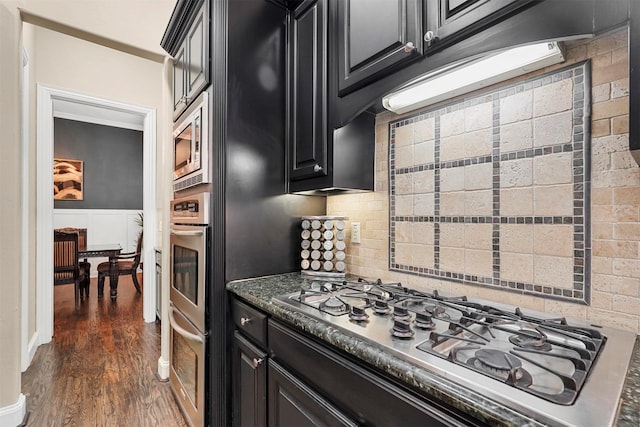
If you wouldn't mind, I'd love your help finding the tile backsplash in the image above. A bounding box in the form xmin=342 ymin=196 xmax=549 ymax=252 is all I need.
xmin=389 ymin=61 xmax=589 ymax=304
xmin=327 ymin=27 xmax=640 ymax=333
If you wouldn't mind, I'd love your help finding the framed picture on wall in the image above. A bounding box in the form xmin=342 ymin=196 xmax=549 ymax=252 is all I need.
xmin=53 ymin=158 xmax=83 ymax=200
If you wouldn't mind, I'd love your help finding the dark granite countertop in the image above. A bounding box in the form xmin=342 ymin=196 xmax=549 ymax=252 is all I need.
xmin=617 ymin=335 xmax=640 ymax=427
xmin=227 ymin=272 xmax=640 ymax=427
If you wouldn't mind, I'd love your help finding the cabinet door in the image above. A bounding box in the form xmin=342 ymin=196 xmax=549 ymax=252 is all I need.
xmin=186 ymin=5 xmax=208 ymax=103
xmin=289 ymin=0 xmax=328 ymax=181
xmin=268 ymin=360 xmax=357 ymax=427
xmin=425 ymin=0 xmax=534 ymax=52
xmin=233 ymin=332 xmax=267 ymax=427
xmin=173 ymin=42 xmax=187 ymax=118
xmin=337 ymin=0 xmax=423 ymax=96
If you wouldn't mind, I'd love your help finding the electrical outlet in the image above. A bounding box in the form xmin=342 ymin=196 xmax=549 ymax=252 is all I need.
xmin=351 ymin=222 xmax=361 ymax=244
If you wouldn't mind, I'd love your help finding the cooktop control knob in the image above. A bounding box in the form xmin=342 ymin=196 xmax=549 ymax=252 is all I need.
xmin=415 ymin=312 xmax=435 ymax=330
xmin=391 ymin=319 xmax=414 ymax=339
xmin=349 ymin=306 xmax=369 ymax=322
xmin=373 ymin=300 xmax=390 ymax=314
xmin=393 ymin=305 xmax=411 ymax=321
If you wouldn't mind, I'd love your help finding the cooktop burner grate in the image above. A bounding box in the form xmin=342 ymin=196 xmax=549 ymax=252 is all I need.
xmin=282 ymin=278 xmax=606 ymax=405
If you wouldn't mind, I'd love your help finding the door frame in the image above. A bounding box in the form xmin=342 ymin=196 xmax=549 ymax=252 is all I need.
xmin=35 ymin=84 xmax=158 ymax=345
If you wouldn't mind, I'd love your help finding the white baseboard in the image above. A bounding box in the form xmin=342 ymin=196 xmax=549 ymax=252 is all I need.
xmin=0 ymin=394 xmax=26 ymax=427
xmin=157 ymin=356 xmax=170 ymax=381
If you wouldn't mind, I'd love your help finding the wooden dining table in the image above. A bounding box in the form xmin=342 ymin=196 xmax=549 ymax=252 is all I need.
xmin=78 ymin=243 xmax=122 ymax=299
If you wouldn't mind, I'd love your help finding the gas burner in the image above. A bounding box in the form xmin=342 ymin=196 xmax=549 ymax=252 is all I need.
xmin=349 ymin=306 xmax=369 ymax=322
xmin=415 ymin=312 xmax=435 ymax=330
xmin=391 ymin=319 xmax=414 ymax=339
xmin=369 ymin=288 xmax=393 ymax=301
xmin=310 ymin=281 xmax=339 ymax=292
xmin=468 ymin=349 xmax=532 ymax=387
xmin=509 ymin=329 xmax=552 ymax=352
xmin=427 ymin=304 xmax=451 ymax=321
xmin=320 ymin=297 xmax=347 ymax=313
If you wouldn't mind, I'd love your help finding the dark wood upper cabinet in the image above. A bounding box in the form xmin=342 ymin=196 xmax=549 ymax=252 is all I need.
xmin=425 ymin=0 xmax=536 ymax=53
xmin=172 ymin=43 xmax=187 ymax=115
xmin=289 ymin=0 xmax=328 ymax=182
xmin=288 ymin=0 xmax=376 ymax=193
xmin=337 ymin=0 xmax=423 ymax=96
xmin=161 ymin=0 xmax=210 ymax=120
xmin=186 ymin=8 xmax=207 ymax=102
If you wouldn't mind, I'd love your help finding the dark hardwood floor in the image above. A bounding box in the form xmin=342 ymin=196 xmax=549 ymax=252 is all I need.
xmin=22 ymin=274 xmax=188 ymax=427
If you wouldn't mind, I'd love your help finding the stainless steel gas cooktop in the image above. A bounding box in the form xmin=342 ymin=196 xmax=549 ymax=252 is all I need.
xmin=272 ymin=278 xmax=636 ymax=427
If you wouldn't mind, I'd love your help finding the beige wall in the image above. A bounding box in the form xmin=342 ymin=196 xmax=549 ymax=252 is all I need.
xmin=21 ymin=0 xmax=176 ymax=57
xmin=0 ymin=0 xmax=25 ymax=412
xmin=327 ymin=28 xmax=640 ymax=334
xmin=32 ymin=25 xmax=165 ymax=109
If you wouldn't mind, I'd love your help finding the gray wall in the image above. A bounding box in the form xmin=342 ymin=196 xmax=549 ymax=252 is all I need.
xmin=54 ymin=118 xmax=143 ymax=209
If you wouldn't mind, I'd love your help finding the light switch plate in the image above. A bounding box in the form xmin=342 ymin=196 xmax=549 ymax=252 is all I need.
xmin=351 ymin=222 xmax=361 ymax=244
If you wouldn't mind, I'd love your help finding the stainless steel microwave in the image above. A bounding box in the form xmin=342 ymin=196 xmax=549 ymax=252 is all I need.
xmin=173 ymin=91 xmax=209 ymax=192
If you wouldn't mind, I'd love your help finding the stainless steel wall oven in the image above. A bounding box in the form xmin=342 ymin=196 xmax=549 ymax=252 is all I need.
xmin=169 ymin=192 xmax=210 ymax=427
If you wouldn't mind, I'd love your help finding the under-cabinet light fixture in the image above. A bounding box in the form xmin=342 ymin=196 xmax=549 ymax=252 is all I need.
xmin=382 ymin=41 xmax=565 ymax=114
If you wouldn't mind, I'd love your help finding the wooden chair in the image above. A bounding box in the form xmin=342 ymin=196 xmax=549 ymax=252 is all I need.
xmin=55 ymin=227 xmax=91 ymax=298
xmin=53 ymin=230 xmax=82 ymax=304
xmin=97 ymin=232 xmax=143 ymax=294
xmin=56 ymin=227 xmax=87 ymax=251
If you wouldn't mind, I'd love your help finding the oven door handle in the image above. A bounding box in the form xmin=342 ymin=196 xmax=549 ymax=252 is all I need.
xmin=170 ymin=229 xmax=204 ymax=237
xmin=169 ymin=306 xmax=204 ymax=343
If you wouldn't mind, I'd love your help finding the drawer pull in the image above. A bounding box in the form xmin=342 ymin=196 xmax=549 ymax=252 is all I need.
xmin=424 ymin=30 xmax=437 ymax=46
xmin=240 ymin=317 xmax=252 ymax=326
xmin=252 ymin=358 xmax=264 ymax=368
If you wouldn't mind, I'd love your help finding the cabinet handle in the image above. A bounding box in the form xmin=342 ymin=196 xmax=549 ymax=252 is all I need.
xmin=252 ymin=358 xmax=264 ymax=368
xmin=424 ymin=31 xmax=437 ymax=45
xmin=313 ymin=164 xmax=323 ymax=173
xmin=179 ymin=96 xmax=187 ymax=105
xmin=403 ymin=41 xmax=416 ymax=53
xmin=240 ymin=317 xmax=252 ymax=326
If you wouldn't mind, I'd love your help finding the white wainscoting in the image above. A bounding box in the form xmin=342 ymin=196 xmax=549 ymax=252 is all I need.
xmin=54 ymin=209 xmax=142 ymax=277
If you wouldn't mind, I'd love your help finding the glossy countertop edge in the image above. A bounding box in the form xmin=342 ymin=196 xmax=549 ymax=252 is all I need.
xmin=226 ymin=272 xmax=640 ymax=427
xmin=617 ymin=335 xmax=640 ymax=427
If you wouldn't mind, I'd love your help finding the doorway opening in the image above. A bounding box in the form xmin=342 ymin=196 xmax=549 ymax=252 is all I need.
xmin=35 ymin=85 xmax=157 ymax=348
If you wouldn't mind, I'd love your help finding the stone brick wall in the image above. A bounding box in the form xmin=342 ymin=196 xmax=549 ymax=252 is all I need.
xmin=326 ymin=27 xmax=640 ymax=333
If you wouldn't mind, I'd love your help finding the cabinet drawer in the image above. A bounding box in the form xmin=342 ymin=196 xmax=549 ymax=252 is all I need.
xmin=269 ymin=319 xmax=480 ymax=426
xmin=231 ymin=298 xmax=268 ymax=348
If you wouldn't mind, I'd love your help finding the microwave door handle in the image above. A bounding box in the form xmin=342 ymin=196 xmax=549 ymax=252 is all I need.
xmin=169 ymin=307 xmax=204 ymax=344
xmin=170 ymin=229 xmax=204 ymax=236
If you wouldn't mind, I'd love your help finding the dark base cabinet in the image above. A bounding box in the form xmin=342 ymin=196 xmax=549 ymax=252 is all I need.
xmin=268 ymin=320 xmax=480 ymax=427
xmin=268 ymin=361 xmax=357 ymax=427
xmin=231 ymin=296 xmax=486 ymax=427
xmin=232 ymin=332 xmax=267 ymax=427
